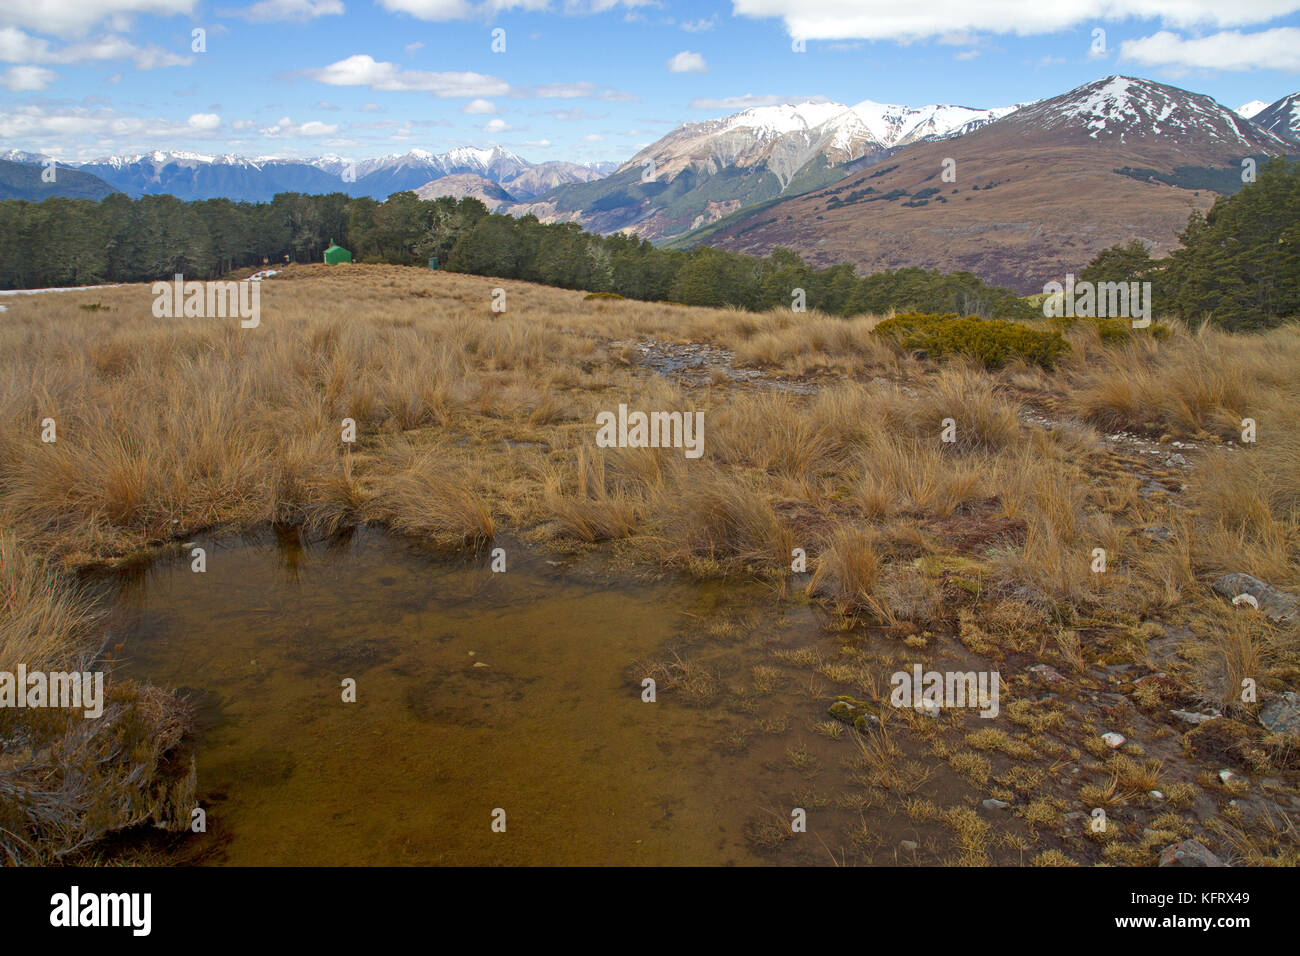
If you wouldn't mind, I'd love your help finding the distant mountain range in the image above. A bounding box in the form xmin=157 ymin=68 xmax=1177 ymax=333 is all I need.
xmin=0 ymin=146 xmax=617 ymax=204
xmin=4 ymin=78 xmax=1299 ymax=293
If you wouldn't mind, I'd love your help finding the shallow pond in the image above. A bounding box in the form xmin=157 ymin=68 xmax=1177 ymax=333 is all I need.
xmin=100 ymin=527 xmax=881 ymax=865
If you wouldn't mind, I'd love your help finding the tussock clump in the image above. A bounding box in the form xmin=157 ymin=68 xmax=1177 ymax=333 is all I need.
xmin=649 ymin=469 xmax=792 ymax=576
xmin=874 ymin=312 xmax=1069 ymax=369
xmin=365 ymin=446 xmax=495 ymax=547
xmin=541 ymin=446 xmax=641 ymax=542
xmin=807 ymin=525 xmax=884 ymax=617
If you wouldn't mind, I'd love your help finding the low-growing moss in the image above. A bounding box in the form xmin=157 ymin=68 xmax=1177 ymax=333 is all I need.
xmin=873 ymin=312 xmax=1070 ymax=369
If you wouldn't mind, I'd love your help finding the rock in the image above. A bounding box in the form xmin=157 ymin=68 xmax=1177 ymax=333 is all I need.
xmin=1149 ymin=790 xmax=1164 ymax=801
xmin=472 ymin=661 xmax=489 ymax=669
xmin=1212 ymin=573 xmax=1298 ymax=623
xmin=982 ymin=799 xmax=1010 ymax=810
xmin=1029 ymin=663 xmax=1066 ymax=684
xmin=1258 ymin=691 xmax=1300 ymax=737
xmin=1141 ymin=525 xmax=1175 ymax=543
xmin=1218 ymin=769 xmax=1240 ymax=785
xmin=828 ymin=696 xmax=874 ymax=728
xmin=1171 ymin=709 xmax=1219 ymax=725
xmin=1158 ymin=840 xmax=1224 ymax=867
xmin=900 ymin=840 xmax=918 ymax=851
xmin=1101 ymin=732 xmax=1126 ymax=748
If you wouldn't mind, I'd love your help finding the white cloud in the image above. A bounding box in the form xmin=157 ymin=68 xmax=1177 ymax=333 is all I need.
xmin=0 ymin=27 xmax=190 ymax=69
xmin=730 ymin=0 xmax=1300 ymax=41
xmin=0 ymin=103 xmax=224 ymax=152
xmin=187 ymin=112 xmax=221 ymax=129
xmin=260 ymin=115 xmax=340 ymax=137
xmin=1 ymin=65 xmax=55 ymax=90
xmin=484 ymin=117 xmax=511 ymax=132
xmin=314 ymin=100 xmax=341 ymax=110
xmin=305 ymin=54 xmax=509 ymax=96
xmin=522 ymin=138 xmax=551 ymax=147
xmin=0 ymin=0 xmax=197 ymax=36
xmin=667 ymin=50 xmax=707 ymax=73
xmin=681 ymin=14 xmax=717 ymax=32
xmin=404 ymin=41 xmax=424 ymax=53
xmin=689 ymin=93 xmax=801 ymax=109
xmin=463 ymin=98 xmax=496 ymax=114
xmin=219 ymin=0 xmax=345 ymax=22
xmin=582 ymin=133 xmax=603 ymax=141
xmin=1121 ymin=27 xmax=1300 ymax=72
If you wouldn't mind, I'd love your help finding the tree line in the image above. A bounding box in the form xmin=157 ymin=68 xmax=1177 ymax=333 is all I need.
xmin=0 ymin=189 xmax=1033 ymax=318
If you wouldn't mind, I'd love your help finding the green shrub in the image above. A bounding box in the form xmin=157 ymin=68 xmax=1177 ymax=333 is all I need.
xmin=584 ymin=291 xmax=624 ymax=301
xmin=1049 ymin=315 xmax=1172 ymax=343
xmin=874 ymin=312 xmax=1070 ymax=369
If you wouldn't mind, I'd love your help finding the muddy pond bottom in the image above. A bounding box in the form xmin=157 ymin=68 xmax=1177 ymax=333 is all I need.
xmin=103 ymin=528 xmax=846 ymax=865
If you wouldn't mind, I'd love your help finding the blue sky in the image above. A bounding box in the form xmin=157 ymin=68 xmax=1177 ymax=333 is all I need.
xmin=3 ymin=1 xmax=1300 ymax=163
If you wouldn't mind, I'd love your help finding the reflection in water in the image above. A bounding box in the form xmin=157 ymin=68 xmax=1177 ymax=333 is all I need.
xmin=103 ymin=529 xmax=855 ymax=866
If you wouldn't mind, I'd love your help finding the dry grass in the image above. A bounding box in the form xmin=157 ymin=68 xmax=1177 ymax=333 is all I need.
xmin=3 ymin=262 xmax=1299 ymax=864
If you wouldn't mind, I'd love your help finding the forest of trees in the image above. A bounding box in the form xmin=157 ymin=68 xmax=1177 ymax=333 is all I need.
xmin=0 ymin=188 xmax=1033 ymax=318
xmin=2 ymin=157 xmax=1295 ymax=330
xmin=1080 ymin=157 xmax=1299 ymax=331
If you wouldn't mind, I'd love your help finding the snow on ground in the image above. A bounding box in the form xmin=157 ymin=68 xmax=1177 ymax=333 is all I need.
xmin=0 ymin=284 xmax=124 ymax=296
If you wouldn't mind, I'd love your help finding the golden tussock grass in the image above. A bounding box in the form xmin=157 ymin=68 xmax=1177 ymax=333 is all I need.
xmin=2 ymin=262 xmax=1299 ymax=864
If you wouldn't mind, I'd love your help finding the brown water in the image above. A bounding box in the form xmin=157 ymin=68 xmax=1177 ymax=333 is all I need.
xmin=101 ymin=528 xmax=880 ymax=865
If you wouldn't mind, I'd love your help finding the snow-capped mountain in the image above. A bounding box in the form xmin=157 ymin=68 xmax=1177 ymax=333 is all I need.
xmin=1248 ymin=92 xmax=1300 ymax=145
xmin=1006 ymin=76 xmax=1289 ymax=151
xmin=1237 ymin=100 xmax=1270 ymax=120
xmin=514 ymin=95 xmax=1017 ymax=241
xmin=611 ymin=98 xmax=1016 ymax=186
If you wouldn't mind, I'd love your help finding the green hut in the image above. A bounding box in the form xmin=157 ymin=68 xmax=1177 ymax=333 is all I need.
xmin=323 ymin=240 xmax=352 ymax=265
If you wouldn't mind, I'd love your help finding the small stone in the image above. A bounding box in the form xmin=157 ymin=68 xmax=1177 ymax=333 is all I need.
xmin=472 ymin=661 xmax=489 ymax=669
xmin=900 ymin=840 xmax=918 ymax=851
xmin=1101 ymin=732 xmax=1126 ymax=749
xmin=1149 ymin=790 xmax=1164 ymax=801
xmin=1029 ymin=663 xmax=1066 ymax=683
xmin=1158 ymin=840 xmax=1224 ymax=867
xmin=982 ymin=799 xmax=1010 ymax=810
xmin=1141 ymin=525 xmax=1175 ymax=542
xmin=1218 ymin=769 xmax=1239 ymax=785
xmin=1171 ymin=709 xmax=1219 ymax=725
